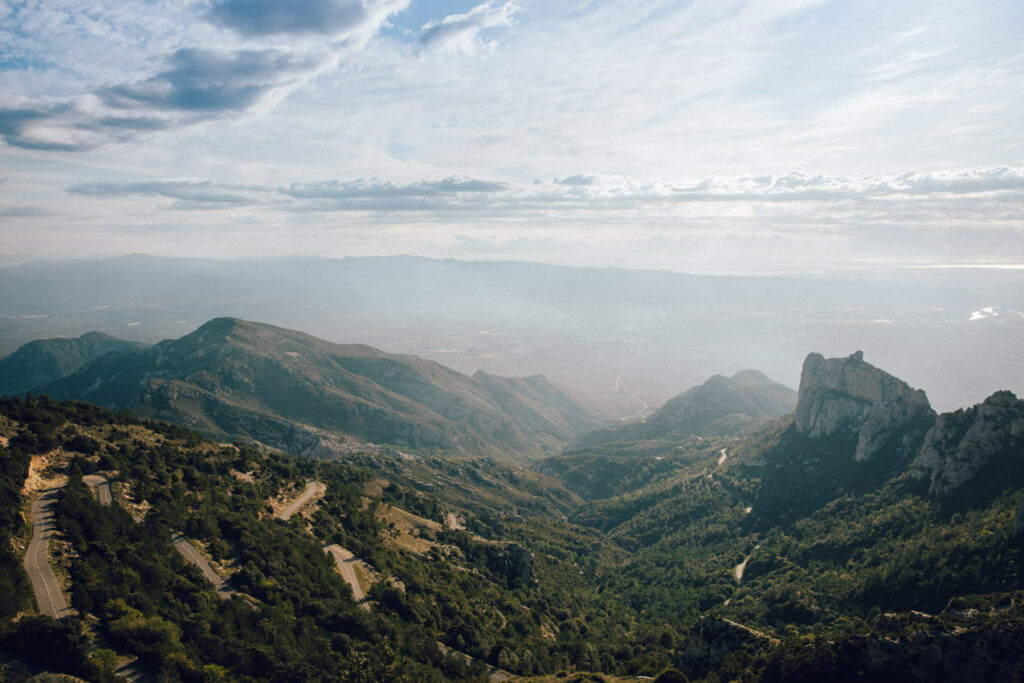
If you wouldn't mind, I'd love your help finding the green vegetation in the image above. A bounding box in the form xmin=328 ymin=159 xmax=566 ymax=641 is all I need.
xmin=2 ymin=392 xmax=1023 ymax=681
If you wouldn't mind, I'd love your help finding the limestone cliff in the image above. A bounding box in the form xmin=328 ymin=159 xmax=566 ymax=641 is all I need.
xmin=911 ymin=390 xmax=1024 ymax=498
xmin=795 ymin=351 xmax=935 ymax=462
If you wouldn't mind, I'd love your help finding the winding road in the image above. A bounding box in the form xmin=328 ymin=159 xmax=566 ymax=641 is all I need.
xmin=278 ymin=480 xmax=324 ymax=521
xmin=172 ymin=535 xmax=235 ymax=600
xmin=615 ymin=344 xmax=650 ymax=421
xmin=83 ymin=474 xmax=112 ymax=506
xmin=324 ymin=544 xmax=369 ymax=609
xmin=24 ymin=487 xmax=71 ymax=618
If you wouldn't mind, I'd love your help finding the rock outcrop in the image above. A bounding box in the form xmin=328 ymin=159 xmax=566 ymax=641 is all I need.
xmin=795 ymin=351 xmax=935 ymax=462
xmin=911 ymin=391 xmax=1024 ymax=498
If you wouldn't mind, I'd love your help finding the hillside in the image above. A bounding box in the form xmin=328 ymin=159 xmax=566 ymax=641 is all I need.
xmin=569 ymin=369 xmax=796 ymax=453
xmin=3 ymin=350 xmax=1024 ymax=681
xmin=0 ymin=396 xmax=640 ymax=680
xmin=0 ymin=332 xmax=143 ymax=397
xmin=35 ymin=318 xmax=610 ymax=459
xmin=541 ymin=352 xmax=1024 ymax=679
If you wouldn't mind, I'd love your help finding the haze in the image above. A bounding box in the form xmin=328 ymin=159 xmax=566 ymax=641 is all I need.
xmin=1 ymin=1 xmax=1023 ymax=413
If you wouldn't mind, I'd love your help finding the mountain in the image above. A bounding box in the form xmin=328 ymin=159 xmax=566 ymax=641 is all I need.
xmin=0 ymin=331 xmax=144 ymax=397
xmin=4 ymin=347 xmax=1024 ymax=681
xmin=795 ymin=350 xmax=935 ymax=463
xmin=552 ymin=353 xmax=1024 ymax=678
xmin=4 ymin=254 xmax=1024 ymax=415
xmin=35 ymin=317 xmax=609 ymax=458
xmin=569 ymin=369 xmax=797 ymax=451
xmin=911 ymin=390 xmax=1024 ymax=505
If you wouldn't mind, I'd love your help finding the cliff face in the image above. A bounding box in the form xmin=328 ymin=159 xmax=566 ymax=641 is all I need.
xmin=795 ymin=351 xmax=935 ymax=462
xmin=911 ymin=390 xmax=1024 ymax=498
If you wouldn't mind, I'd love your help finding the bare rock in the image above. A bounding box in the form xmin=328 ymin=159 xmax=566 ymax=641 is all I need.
xmin=795 ymin=351 xmax=934 ymax=462
xmin=911 ymin=391 xmax=1024 ymax=497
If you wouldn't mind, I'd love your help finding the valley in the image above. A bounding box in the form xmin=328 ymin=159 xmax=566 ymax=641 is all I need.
xmin=0 ymin=318 xmax=1022 ymax=681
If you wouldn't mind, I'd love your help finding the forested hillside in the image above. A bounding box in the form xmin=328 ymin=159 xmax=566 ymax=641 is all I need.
xmin=3 ymin=349 xmax=1024 ymax=681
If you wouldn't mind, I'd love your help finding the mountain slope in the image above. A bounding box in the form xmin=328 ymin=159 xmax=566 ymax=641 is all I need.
xmin=35 ymin=317 xmax=609 ymax=458
xmin=553 ymin=352 xmax=1024 ymax=679
xmin=570 ymin=369 xmax=796 ymax=451
xmin=0 ymin=332 xmax=143 ymax=397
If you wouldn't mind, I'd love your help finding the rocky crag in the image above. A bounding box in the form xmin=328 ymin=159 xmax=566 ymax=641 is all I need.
xmin=795 ymin=351 xmax=935 ymax=462
xmin=911 ymin=390 xmax=1024 ymax=502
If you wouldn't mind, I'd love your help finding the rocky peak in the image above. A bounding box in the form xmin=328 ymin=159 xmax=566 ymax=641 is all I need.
xmin=911 ymin=390 xmax=1024 ymax=498
xmin=795 ymin=351 xmax=934 ymax=462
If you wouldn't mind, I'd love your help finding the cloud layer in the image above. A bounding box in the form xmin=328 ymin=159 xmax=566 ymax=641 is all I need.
xmin=61 ymin=166 xmax=1024 ymax=218
xmin=0 ymin=0 xmax=1021 ymax=272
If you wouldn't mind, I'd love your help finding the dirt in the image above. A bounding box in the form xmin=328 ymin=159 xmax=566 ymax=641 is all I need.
xmin=379 ymin=504 xmax=443 ymax=555
xmin=265 ymin=483 xmax=303 ymax=518
xmin=22 ymin=452 xmax=70 ymax=496
xmin=229 ymin=469 xmax=256 ymax=483
xmin=114 ymin=481 xmax=151 ymax=523
xmin=362 ymin=478 xmax=389 ymax=497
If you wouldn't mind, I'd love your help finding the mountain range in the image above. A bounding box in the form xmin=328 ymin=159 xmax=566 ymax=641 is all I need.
xmin=28 ymin=317 xmax=609 ymax=459
xmin=1 ymin=316 xmax=1023 ymax=681
xmin=3 ymin=254 xmax=1023 ymax=414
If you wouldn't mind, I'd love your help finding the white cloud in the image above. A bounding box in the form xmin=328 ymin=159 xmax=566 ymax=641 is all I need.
xmin=1 ymin=0 xmax=1022 ymax=272
xmin=418 ymin=1 xmax=519 ymax=55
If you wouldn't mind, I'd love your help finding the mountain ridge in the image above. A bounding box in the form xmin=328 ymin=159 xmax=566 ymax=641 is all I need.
xmin=568 ymin=369 xmax=797 ymax=452
xmin=0 ymin=331 xmax=144 ymax=397
xmin=34 ymin=317 xmax=611 ymax=459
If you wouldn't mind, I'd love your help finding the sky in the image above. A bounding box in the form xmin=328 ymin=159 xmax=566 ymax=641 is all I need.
xmin=0 ymin=0 xmax=1022 ymax=273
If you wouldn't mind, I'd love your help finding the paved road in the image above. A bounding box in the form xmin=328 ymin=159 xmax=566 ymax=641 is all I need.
xmin=24 ymin=487 xmax=71 ymax=618
xmin=278 ymin=480 xmax=324 ymax=521
xmin=324 ymin=544 xmax=369 ymax=609
xmin=172 ymin=536 xmax=234 ymax=600
xmin=733 ymin=543 xmax=761 ymax=584
xmin=83 ymin=474 xmax=112 ymax=506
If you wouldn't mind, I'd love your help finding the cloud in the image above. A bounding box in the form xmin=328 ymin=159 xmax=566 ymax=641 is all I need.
xmin=284 ymin=176 xmax=508 ymax=207
xmin=419 ymin=1 xmax=519 ymax=54
xmin=206 ymin=0 xmax=366 ymax=37
xmin=0 ymin=106 xmax=92 ymax=151
xmin=0 ymin=206 xmax=53 ymax=218
xmin=0 ymin=0 xmax=408 ymax=152
xmin=553 ymin=174 xmax=597 ymax=186
xmin=0 ymin=48 xmax=317 ymax=150
xmin=669 ymin=167 xmax=1024 ymax=202
xmin=67 ymin=180 xmax=260 ymax=204
xmin=541 ymin=167 xmax=1024 ymax=205
xmin=102 ymin=49 xmax=313 ymax=113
